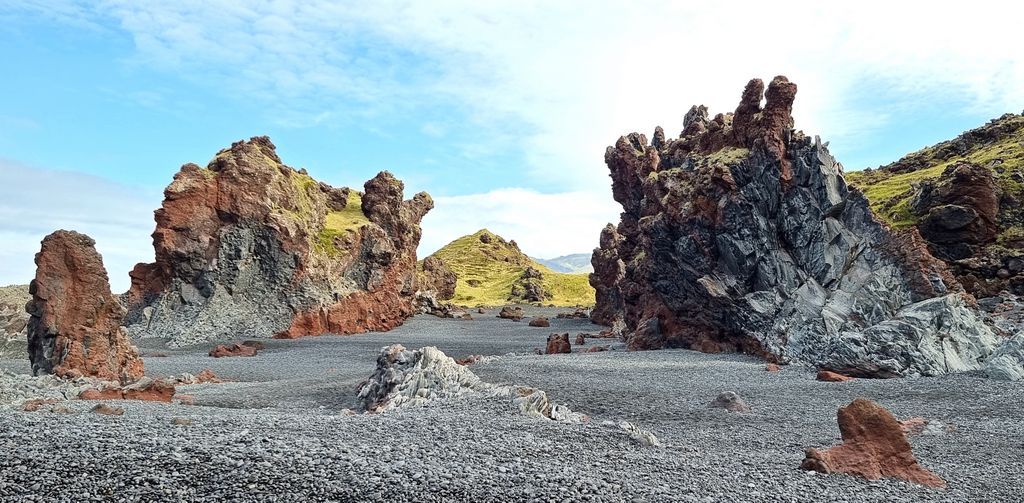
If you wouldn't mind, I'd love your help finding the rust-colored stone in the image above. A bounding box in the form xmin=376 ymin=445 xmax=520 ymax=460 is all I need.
xmin=817 ymin=370 xmax=853 ymax=382
xmin=528 ymin=317 xmax=550 ymax=327
xmin=801 ymin=398 xmax=946 ymax=488
xmin=545 ymin=333 xmax=571 ymax=354
xmin=209 ymin=343 xmax=258 ymax=358
xmin=766 ymin=363 xmax=781 ymax=372
xmin=26 ymin=230 xmax=144 ymax=383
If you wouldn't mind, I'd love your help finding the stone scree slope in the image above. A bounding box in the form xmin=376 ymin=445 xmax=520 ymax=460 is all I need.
xmin=590 ymin=76 xmax=1013 ymax=378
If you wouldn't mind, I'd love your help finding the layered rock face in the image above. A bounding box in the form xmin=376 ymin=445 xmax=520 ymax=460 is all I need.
xmin=125 ymin=136 xmax=431 ymax=345
xmin=26 ymin=231 xmax=144 ymax=382
xmin=0 ymin=285 xmax=29 ymax=356
xmin=590 ymin=76 xmax=1003 ymax=377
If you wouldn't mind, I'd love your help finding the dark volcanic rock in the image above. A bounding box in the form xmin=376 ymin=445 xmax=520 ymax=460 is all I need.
xmin=912 ymin=162 xmax=999 ymax=260
xmin=528 ymin=317 xmax=550 ymax=327
xmin=124 ymin=137 xmax=431 ymax=345
xmin=589 ymin=76 xmax=1001 ymax=377
xmin=26 ymin=231 xmax=144 ymax=382
xmin=419 ymin=256 xmax=457 ymax=301
xmin=497 ymin=306 xmax=524 ymax=321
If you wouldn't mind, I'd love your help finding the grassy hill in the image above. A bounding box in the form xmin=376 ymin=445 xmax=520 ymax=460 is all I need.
xmin=425 ymin=229 xmax=594 ymax=307
xmin=846 ymin=113 xmax=1024 ymax=243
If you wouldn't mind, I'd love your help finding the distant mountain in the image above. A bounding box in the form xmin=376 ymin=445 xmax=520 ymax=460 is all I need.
xmin=532 ymin=254 xmax=593 ymax=274
xmin=424 ymin=229 xmax=594 ymax=306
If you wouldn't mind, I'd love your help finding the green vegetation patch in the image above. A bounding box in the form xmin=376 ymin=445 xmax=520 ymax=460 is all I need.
xmin=847 ymin=115 xmax=1024 ymax=233
xmin=425 ymin=229 xmax=594 ymax=307
xmin=315 ymin=192 xmax=369 ymax=256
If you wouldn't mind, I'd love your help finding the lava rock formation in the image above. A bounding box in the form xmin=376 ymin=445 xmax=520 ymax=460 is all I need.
xmin=26 ymin=231 xmax=144 ymax=382
xmin=590 ymin=76 xmax=1005 ymax=377
xmin=124 ymin=136 xmax=432 ymax=345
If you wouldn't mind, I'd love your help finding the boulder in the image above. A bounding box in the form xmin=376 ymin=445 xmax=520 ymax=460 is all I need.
xmin=983 ymin=334 xmax=1024 ymax=381
xmin=209 ymin=343 xmax=258 ymax=358
xmin=585 ymin=345 xmax=610 ymax=353
xmin=497 ymin=306 xmax=524 ymax=321
xmin=26 ymin=231 xmax=144 ymax=383
xmin=708 ymin=391 xmax=750 ymax=413
xmin=816 ymin=370 xmax=853 ymax=382
xmin=801 ymin=398 xmax=945 ymax=488
xmin=124 ymin=137 xmax=431 ymax=345
xmin=589 ymin=76 xmax=1002 ymax=377
xmin=528 ymin=317 xmax=550 ymax=327
xmin=545 ymin=333 xmax=571 ymax=354
xmin=575 ymin=334 xmax=586 ymax=345
xmin=90 ymin=403 xmax=124 ymax=416
xmin=357 ymin=345 xmax=583 ymax=422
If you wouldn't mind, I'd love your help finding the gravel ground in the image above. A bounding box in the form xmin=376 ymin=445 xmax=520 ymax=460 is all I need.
xmin=1 ymin=307 xmax=1022 ymax=502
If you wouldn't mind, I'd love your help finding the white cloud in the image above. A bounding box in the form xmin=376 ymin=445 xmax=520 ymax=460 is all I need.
xmin=0 ymin=159 xmax=160 ymax=292
xmin=419 ymin=188 xmax=621 ymax=259
xmin=35 ymin=0 xmax=1021 ymax=180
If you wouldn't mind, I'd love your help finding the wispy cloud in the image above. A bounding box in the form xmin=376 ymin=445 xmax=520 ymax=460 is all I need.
xmin=0 ymin=159 xmax=160 ymax=292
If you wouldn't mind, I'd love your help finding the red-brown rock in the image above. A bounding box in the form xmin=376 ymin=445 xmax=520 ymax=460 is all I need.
xmin=209 ymin=343 xmax=258 ymax=358
xmin=497 ymin=306 xmax=524 ymax=321
xmin=79 ymin=377 xmax=176 ymax=403
xmin=26 ymin=230 xmax=144 ymax=383
xmin=801 ymin=398 xmax=946 ymax=488
xmin=545 ymin=333 xmax=571 ymax=354
xmin=528 ymin=317 xmax=550 ymax=327
xmin=817 ymin=370 xmax=853 ymax=382
xmin=766 ymin=363 xmax=781 ymax=372
xmin=124 ymin=137 xmax=431 ymax=344
xmin=194 ymin=369 xmax=221 ymax=383
xmin=900 ymin=417 xmax=929 ymax=436
xmin=575 ymin=334 xmax=586 ymax=345
xmin=21 ymin=398 xmax=58 ymax=412
xmin=585 ymin=345 xmax=609 ymax=353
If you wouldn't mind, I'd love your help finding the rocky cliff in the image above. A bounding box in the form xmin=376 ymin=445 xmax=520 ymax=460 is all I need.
xmin=0 ymin=285 xmax=29 ymax=356
xmin=27 ymin=231 xmax=144 ymax=382
xmin=847 ymin=113 xmax=1024 ymax=298
xmin=590 ymin=76 xmax=1010 ymax=377
xmin=125 ymin=136 xmax=431 ymax=345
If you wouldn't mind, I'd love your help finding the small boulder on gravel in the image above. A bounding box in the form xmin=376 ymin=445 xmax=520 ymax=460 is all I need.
xmin=585 ymin=345 xmax=610 ymax=353
xmin=209 ymin=343 xmax=259 ymax=358
xmin=171 ymin=417 xmax=192 ymax=426
xmin=91 ymin=403 xmax=124 ymax=416
xmin=816 ymin=370 xmax=853 ymax=382
xmin=497 ymin=306 xmax=524 ymax=321
xmin=766 ymin=363 xmax=781 ymax=372
xmin=528 ymin=317 xmax=550 ymax=327
xmin=545 ymin=334 xmax=571 ymax=354
xmin=575 ymin=334 xmax=586 ymax=345
xmin=801 ymin=398 xmax=945 ymax=488
xmin=556 ymin=308 xmax=589 ymax=319
xmin=709 ymin=391 xmax=751 ymax=413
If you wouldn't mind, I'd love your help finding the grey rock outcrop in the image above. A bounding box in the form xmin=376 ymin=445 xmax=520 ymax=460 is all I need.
xmin=590 ymin=76 xmax=1004 ymax=377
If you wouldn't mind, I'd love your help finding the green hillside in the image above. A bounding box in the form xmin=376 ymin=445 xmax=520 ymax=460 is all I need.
xmin=425 ymin=229 xmax=594 ymax=307
xmin=846 ymin=113 xmax=1024 ymax=242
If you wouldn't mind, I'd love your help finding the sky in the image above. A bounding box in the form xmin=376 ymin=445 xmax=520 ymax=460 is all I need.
xmin=2 ymin=1 xmax=1023 ymax=292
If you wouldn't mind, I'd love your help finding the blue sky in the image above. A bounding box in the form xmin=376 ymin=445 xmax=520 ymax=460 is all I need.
xmin=2 ymin=1 xmax=1022 ymax=291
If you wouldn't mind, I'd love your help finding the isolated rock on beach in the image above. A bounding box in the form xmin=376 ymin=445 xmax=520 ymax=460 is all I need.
xmin=26 ymin=231 xmax=144 ymax=383
xmin=357 ymin=344 xmax=582 ymax=422
xmin=801 ymin=398 xmax=945 ymax=488
xmin=498 ymin=306 xmax=524 ymax=321
xmin=590 ymin=76 xmax=1002 ymax=377
xmin=124 ymin=137 xmax=431 ymax=345
xmin=709 ymin=391 xmax=750 ymax=413
xmin=545 ymin=333 xmax=571 ymax=354
xmin=528 ymin=317 xmax=550 ymax=327
xmin=209 ymin=343 xmax=259 ymax=358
